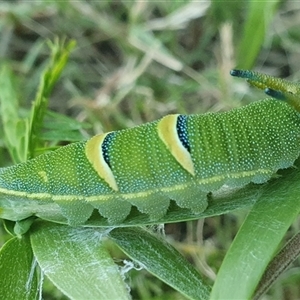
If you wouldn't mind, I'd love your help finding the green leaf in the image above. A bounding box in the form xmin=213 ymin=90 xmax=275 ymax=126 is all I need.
xmin=44 ymin=110 xmax=90 ymax=131
xmin=0 ymin=66 xmax=29 ymax=163
xmin=40 ymin=130 xmax=85 ymax=143
xmin=30 ymin=222 xmax=131 ymax=300
xmin=40 ymin=110 xmax=90 ymax=142
xmin=236 ymin=0 xmax=280 ymax=69
xmin=110 ymin=227 xmax=210 ymax=300
xmin=0 ymin=39 xmax=76 ymax=163
xmin=27 ymin=38 xmax=76 ymax=158
xmin=14 ymin=217 xmax=36 ymax=237
xmin=0 ymin=236 xmax=39 ymax=300
xmin=210 ymin=164 xmax=300 ymax=299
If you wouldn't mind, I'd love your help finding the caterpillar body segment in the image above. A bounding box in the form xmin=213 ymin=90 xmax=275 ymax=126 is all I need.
xmin=85 ymin=116 xmax=207 ymax=223
xmin=0 ymin=99 xmax=300 ymax=225
xmin=1 ymin=70 xmax=300 ymax=225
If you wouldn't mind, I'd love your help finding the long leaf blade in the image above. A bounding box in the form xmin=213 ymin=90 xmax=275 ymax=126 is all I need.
xmin=236 ymin=0 xmax=280 ymax=69
xmin=31 ymin=222 xmax=131 ymax=300
xmin=210 ymin=166 xmax=300 ymax=299
xmin=0 ymin=236 xmax=39 ymax=300
xmin=0 ymin=66 xmax=29 ymax=163
xmin=110 ymin=227 xmax=210 ymax=300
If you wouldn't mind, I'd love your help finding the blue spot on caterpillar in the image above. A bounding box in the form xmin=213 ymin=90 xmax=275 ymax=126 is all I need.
xmin=102 ymin=132 xmax=117 ymax=169
xmin=176 ymin=115 xmax=190 ymax=153
xmin=0 ymin=69 xmax=300 ymax=226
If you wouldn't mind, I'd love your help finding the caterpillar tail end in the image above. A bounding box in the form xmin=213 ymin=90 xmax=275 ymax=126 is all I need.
xmin=230 ymin=69 xmax=300 ymax=112
xmin=264 ymin=88 xmax=286 ymax=101
xmin=230 ymin=69 xmax=251 ymax=78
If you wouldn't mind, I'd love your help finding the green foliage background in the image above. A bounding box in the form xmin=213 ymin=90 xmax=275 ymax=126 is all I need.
xmin=0 ymin=1 xmax=300 ymax=299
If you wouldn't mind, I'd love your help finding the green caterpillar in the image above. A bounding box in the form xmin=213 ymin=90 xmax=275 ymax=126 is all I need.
xmin=1 ymin=70 xmax=300 ymax=226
